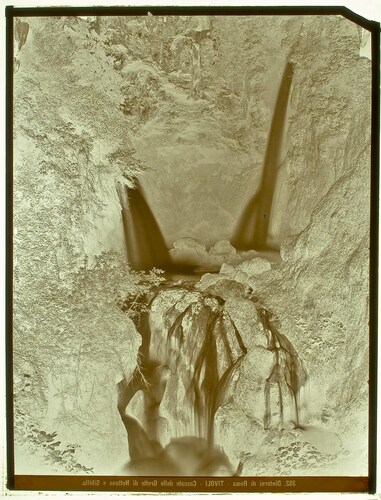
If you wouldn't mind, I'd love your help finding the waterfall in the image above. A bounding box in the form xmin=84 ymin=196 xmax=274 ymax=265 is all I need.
xmin=117 ymin=181 xmax=173 ymax=271
xmin=117 ymin=282 xmax=307 ymax=475
xmin=191 ymin=41 xmax=202 ymax=98
xmin=258 ymin=307 xmax=307 ymax=429
xmin=117 ymin=181 xmax=200 ymax=273
xmin=232 ymin=62 xmax=294 ymax=251
xmin=117 ymin=286 xmax=247 ymax=475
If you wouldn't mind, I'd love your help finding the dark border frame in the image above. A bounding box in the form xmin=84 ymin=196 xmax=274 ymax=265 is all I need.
xmin=5 ymin=4 xmax=380 ymax=494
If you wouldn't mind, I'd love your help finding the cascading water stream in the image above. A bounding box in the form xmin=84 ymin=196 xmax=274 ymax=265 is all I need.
xmin=116 ymin=276 xmax=307 ymax=474
xmin=117 ymin=286 xmax=248 ymax=474
xmin=117 ymin=180 xmax=198 ymax=274
xmin=116 ymin=180 xmax=172 ymax=271
xmin=232 ymin=62 xmax=294 ymax=251
xmin=258 ymin=307 xmax=308 ymax=430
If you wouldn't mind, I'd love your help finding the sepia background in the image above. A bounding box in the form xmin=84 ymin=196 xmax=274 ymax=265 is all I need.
xmin=12 ymin=12 xmax=371 ymax=477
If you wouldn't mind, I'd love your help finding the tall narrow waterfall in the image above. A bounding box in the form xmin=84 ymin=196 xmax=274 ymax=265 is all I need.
xmin=232 ymin=62 xmax=294 ymax=251
xmin=117 ymin=181 xmax=173 ymax=271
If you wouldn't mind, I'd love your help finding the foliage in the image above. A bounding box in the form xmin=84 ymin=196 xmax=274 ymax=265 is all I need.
xmin=16 ymin=16 xmax=148 ymax=177
xmin=12 ymin=16 xmax=173 ymax=470
xmin=100 ymin=15 xmax=180 ymax=71
xmin=107 ymin=147 xmax=148 ymax=180
xmin=13 ymin=246 xmax=165 ymax=469
xmin=14 ymin=408 xmax=93 ymax=473
xmin=119 ymin=68 xmax=164 ymax=126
